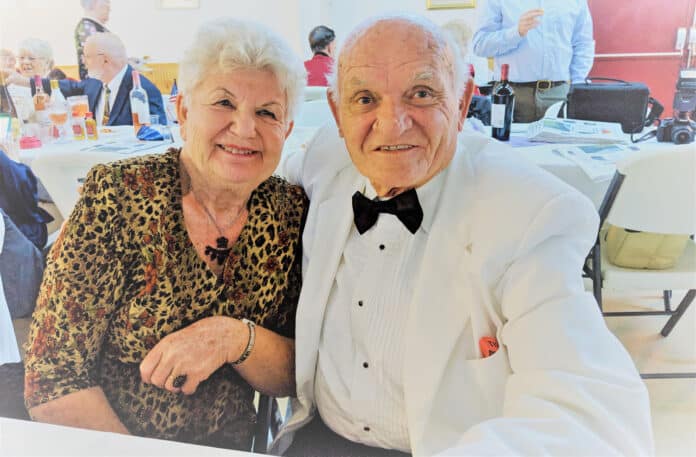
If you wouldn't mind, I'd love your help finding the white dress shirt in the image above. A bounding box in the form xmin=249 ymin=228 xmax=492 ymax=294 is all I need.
xmin=472 ymin=0 xmax=595 ymax=83
xmin=95 ymin=64 xmax=128 ymax=126
xmin=314 ymin=171 xmax=445 ymax=452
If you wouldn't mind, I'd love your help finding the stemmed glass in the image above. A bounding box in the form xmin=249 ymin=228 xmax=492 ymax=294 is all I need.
xmin=49 ymin=102 xmax=69 ymax=141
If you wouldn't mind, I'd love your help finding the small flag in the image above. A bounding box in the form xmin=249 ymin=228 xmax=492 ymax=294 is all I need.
xmin=169 ymin=78 xmax=178 ymax=103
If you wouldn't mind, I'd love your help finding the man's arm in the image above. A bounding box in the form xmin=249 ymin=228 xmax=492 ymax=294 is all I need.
xmin=471 ymin=0 xmax=525 ymax=58
xmin=443 ymin=191 xmax=653 ymax=455
xmin=569 ymin=1 xmax=596 ymax=83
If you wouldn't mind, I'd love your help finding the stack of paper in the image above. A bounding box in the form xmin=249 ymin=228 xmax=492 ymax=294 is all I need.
xmin=527 ymin=118 xmax=627 ymax=144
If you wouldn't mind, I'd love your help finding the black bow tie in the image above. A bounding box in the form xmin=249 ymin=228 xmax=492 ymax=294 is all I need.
xmin=352 ymin=189 xmax=423 ymax=235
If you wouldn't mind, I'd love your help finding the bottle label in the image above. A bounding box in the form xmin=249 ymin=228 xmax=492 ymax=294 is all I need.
xmin=491 ymin=103 xmax=506 ymax=128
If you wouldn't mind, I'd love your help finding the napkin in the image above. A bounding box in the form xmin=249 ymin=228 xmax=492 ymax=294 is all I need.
xmin=136 ymin=125 xmax=165 ymax=141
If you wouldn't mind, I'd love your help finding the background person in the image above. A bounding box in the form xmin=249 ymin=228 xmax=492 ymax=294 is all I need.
xmin=0 ymin=49 xmax=17 ymax=75
xmin=75 ymin=0 xmax=111 ymax=80
xmin=304 ymin=25 xmax=335 ymax=87
xmin=17 ymin=38 xmax=67 ymax=80
xmin=472 ymin=0 xmax=595 ymax=122
xmin=274 ymin=14 xmax=652 ymax=456
xmin=12 ymin=32 xmax=165 ymax=126
xmin=23 ymin=17 xmax=307 ymax=451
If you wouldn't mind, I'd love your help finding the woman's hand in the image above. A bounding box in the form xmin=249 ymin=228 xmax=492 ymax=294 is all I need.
xmin=139 ymin=316 xmax=246 ymax=395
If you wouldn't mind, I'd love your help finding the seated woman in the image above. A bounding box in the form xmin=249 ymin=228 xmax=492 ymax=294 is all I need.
xmin=17 ymin=38 xmax=67 ymax=80
xmin=23 ymin=17 xmax=307 ymax=451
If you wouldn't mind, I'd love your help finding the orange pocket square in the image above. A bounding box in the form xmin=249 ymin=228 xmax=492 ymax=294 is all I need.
xmin=479 ymin=336 xmax=499 ymax=358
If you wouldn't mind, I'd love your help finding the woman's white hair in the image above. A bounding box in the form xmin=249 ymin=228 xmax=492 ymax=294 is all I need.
xmin=328 ymin=13 xmax=466 ymax=104
xmin=18 ymin=38 xmax=54 ymax=69
xmin=178 ymin=18 xmax=306 ymax=122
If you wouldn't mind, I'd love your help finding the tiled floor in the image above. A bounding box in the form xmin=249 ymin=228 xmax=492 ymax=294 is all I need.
xmin=602 ymin=289 xmax=696 ymax=456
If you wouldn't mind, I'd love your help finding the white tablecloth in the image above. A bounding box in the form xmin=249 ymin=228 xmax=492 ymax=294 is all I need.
xmin=19 ymin=126 xmax=182 ymax=219
xmin=20 ymin=125 xmax=319 ymax=220
xmin=0 ymin=417 xmax=255 ymax=456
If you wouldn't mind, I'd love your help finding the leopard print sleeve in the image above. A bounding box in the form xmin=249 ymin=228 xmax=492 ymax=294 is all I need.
xmin=264 ymin=178 xmax=308 ymax=339
xmin=24 ymin=164 xmax=127 ymax=409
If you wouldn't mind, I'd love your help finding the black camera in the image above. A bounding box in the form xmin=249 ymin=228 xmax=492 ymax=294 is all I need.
xmin=656 ymin=116 xmax=696 ymax=144
xmin=657 ymin=70 xmax=696 ymax=144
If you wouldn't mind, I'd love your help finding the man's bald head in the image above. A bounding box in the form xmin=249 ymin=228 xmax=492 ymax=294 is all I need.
xmin=328 ymin=14 xmax=465 ymax=103
xmin=85 ymin=32 xmax=127 ymax=65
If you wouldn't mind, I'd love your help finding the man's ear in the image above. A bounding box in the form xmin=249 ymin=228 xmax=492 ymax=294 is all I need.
xmin=457 ymin=78 xmax=475 ymax=132
xmin=175 ymin=94 xmax=188 ymax=141
xmin=285 ymin=120 xmax=295 ymax=139
xmin=327 ymin=89 xmax=344 ymax=137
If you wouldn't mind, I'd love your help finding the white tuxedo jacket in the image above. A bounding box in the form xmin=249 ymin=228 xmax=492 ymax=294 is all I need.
xmin=272 ymin=125 xmax=654 ymax=456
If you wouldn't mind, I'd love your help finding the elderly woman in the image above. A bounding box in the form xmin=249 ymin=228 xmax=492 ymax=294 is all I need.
xmin=17 ymin=38 xmax=67 ymax=80
xmin=23 ymin=18 xmax=306 ymax=450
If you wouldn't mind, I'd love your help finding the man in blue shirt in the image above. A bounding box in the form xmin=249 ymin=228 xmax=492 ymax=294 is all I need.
xmin=472 ymin=0 xmax=595 ymax=122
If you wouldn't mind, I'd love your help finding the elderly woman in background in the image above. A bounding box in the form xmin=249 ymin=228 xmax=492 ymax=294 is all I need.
xmin=0 ymin=48 xmax=17 ymax=74
xmin=24 ymin=17 xmax=306 ymax=450
xmin=17 ymin=38 xmax=67 ymax=80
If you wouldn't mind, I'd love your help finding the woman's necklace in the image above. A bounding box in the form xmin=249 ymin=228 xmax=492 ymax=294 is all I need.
xmin=193 ymin=193 xmax=247 ymax=265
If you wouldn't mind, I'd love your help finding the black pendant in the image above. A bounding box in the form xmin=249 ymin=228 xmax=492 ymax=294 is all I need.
xmin=204 ymin=236 xmax=232 ymax=265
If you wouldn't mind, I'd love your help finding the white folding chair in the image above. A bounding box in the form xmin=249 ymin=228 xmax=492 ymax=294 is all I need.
xmin=585 ymin=144 xmax=696 ymax=378
xmin=294 ymin=99 xmax=333 ymax=128
xmin=303 ymin=86 xmax=328 ymax=101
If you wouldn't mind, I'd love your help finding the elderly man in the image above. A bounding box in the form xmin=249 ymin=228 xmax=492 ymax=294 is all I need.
xmin=24 ymin=32 xmax=165 ymax=126
xmin=274 ymin=14 xmax=652 ymax=457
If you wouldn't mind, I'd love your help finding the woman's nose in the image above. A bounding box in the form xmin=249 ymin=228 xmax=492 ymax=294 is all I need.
xmin=228 ymin=112 xmax=256 ymax=138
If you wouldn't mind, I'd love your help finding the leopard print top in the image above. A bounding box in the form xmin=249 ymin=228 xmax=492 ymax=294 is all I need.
xmin=24 ymin=148 xmax=307 ymax=450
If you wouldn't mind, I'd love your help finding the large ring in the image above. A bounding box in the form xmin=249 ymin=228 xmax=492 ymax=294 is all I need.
xmin=172 ymin=374 xmax=187 ymax=388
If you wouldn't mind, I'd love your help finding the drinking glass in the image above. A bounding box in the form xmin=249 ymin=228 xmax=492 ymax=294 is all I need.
xmin=67 ymin=95 xmax=89 ymax=119
xmin=49 ymin=104 xmax=69 ymax=140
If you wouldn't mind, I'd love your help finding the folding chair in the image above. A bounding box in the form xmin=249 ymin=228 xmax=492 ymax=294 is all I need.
xmin=584 ymin=144 xmax=696 ymax=379
xmin=252 ymin=394 xmax=283 ymax=454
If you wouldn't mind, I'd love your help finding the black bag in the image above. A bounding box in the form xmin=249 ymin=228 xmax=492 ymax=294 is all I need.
xmin=566 ymin=78 xmax=659 ymax=134
xmin=467 ymin=95 xmax=491 ymax=126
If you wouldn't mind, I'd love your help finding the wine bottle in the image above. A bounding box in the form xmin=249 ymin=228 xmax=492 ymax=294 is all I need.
xmin=129 ymin=70 xmax=150 ymax=134
xmin=491 ymin=64 xmax=515 ymax=141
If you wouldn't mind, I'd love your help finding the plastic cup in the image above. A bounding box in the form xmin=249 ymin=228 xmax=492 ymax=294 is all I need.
xmin=67 ymin=95 xmax=89 ymax=119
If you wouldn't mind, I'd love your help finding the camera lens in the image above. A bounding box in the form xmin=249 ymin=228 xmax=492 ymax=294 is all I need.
xmin=673 ymin=128 xmax=694 ymax=144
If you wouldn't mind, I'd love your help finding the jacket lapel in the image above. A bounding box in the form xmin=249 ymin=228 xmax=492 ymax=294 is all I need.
xmin=108 ymin=65 xmax=132 ymax=126
xmin=295 ymin=167 xmax=364 ymax=407
xmin=403 ymin=137 xmax=481 ymax=449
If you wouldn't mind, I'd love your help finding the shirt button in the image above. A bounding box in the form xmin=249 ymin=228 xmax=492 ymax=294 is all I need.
xmin=363 ymin=362 xmax=369 ymax=368
xmin=379 ymin=244 xmax=385 ymax=250
xmin=358 ymin=300 xmax=363 ymax=307
xmin=364 ymin=426 xmax=370 ymax=432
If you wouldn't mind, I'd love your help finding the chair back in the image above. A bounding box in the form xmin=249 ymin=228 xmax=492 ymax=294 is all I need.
xmin=304 ymin=86 xmax=327 ymax=101
xmin=294 ymin=99 xmax=332 ymax=127
xmin=607 ymin=144 xmax=696 ymax=234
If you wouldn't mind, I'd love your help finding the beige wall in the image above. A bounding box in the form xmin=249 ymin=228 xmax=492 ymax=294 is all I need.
xmin=0 ymin=0 xmax=480 ymax=66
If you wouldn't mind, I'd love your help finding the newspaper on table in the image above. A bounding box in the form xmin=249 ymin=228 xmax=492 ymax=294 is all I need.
xmin=550 ymin=143 xmax=640 ymax=181
xmin=527 ymin=118 xmax=627 ymax=144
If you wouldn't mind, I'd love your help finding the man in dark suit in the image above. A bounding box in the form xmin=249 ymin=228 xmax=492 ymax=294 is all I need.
xmin=27 ymin=32 xmax=165 ymax=126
